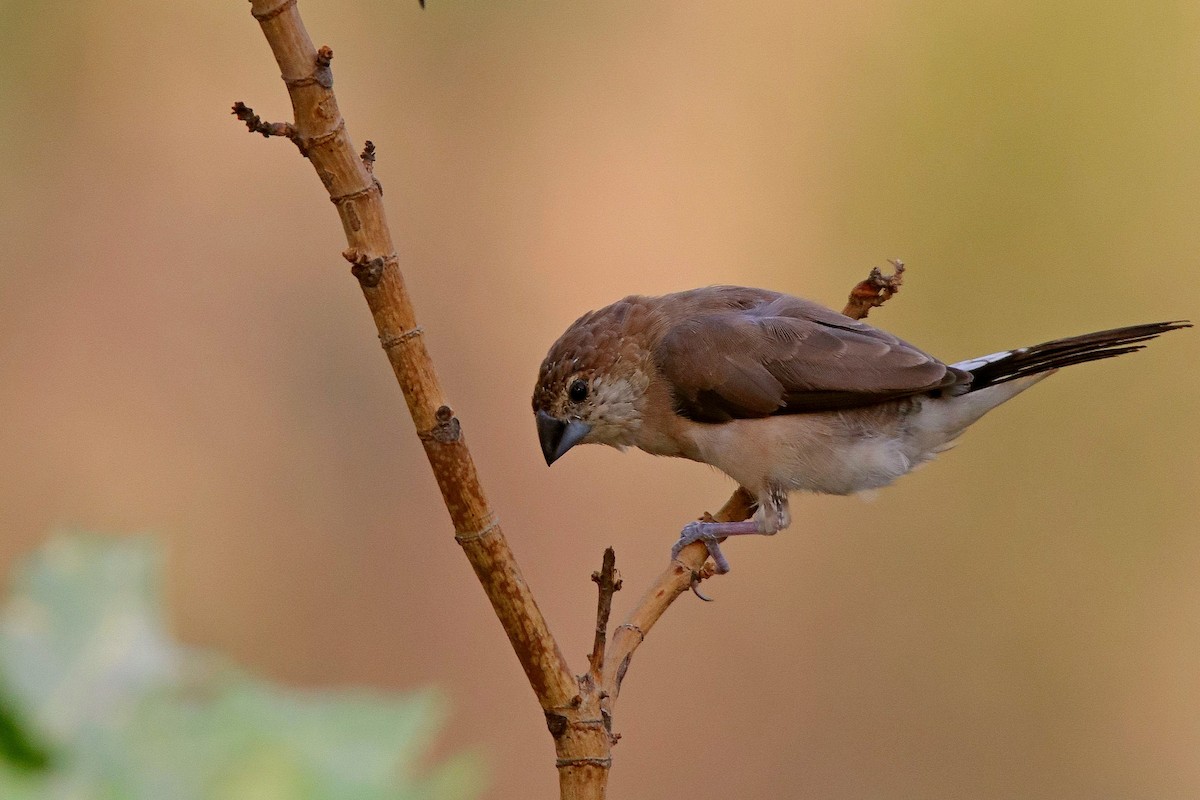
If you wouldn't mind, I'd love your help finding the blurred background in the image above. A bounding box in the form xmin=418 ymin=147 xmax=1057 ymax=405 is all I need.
xmin=2 ymin=1 xmax=1199 ymax=797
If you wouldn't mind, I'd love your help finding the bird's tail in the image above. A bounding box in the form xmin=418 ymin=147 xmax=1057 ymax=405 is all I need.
xmin=952 ymin=321 xmax=1191 ymax=392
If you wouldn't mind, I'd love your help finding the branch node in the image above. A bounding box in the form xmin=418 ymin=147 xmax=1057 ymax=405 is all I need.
xmin=312 ymin=45 xmax=334 ymax=88
xmin=555 ymin=757 xmax=612 ymax=769
xmin=346 ymin=252 xmax=383 ymax=287
xmin=415 ymin=404 xmax=464 ymax=444
xmin=299 ymin=119 xmax=346 ymax=153
xmin=613 ymin=622 xmax=644 ymax=643
xmin=279 ymin=47 xmax=334 ymax=92
xmin=250 ymin=0 xmax=297 ymax=23
xmin=343 ymin=249 xmax=398 ymax=288
xmin=544 ymin=711 xmax=568 ymax=739
xmin=379 ymin=326 xmax=424 ymax=350
xmin=572 ymin=718 xmax=607 ymax=729
xmin=330 ymin=180 xmax=379 ymax=207
xmin=454 ymin=515 xmax=500 ymax=544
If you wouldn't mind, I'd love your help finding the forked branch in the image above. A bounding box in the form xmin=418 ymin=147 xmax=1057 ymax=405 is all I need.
xmin=234 ymin=3 xmax=903 ymax=795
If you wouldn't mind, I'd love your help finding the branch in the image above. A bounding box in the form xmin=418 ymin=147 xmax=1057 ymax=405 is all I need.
xmin=233 ymin=2 xmax=601 ymax=789
xmin=588 ymin=548 xmax=621 ymax=681
xmin=599 ymin=489 xmax=751 ymax=709
xmin=231 ymin=100 xmax=298 ymax=143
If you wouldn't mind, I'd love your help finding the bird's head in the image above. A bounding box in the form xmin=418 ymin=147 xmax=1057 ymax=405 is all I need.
xmin=532 ymin=300 xmax=653 ymax=466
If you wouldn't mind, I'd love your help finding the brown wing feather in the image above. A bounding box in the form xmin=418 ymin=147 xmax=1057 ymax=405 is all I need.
xmin=655 ymin=289 xmax=965 ymax=422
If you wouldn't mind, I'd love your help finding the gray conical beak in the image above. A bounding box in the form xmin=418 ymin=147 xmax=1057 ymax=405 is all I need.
xmin=536 ymin=411 xmax=591 ymax=466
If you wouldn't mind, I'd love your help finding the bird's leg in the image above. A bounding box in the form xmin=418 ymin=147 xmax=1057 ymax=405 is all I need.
xmin=672 ymin=486 xmax=790 ymax=575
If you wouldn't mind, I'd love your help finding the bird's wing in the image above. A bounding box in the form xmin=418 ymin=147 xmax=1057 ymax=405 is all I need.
xmin=655 ymin=292 xmax=963 ymax=421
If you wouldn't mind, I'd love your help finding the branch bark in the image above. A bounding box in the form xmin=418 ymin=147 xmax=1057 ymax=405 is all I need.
xmin=588 ymin=548 xmax=621 ymax=680
xmin=235 ymin=3 xmax=904 ymax=795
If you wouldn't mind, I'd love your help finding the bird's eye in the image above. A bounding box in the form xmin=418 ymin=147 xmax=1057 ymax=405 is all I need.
xmin=568 ymin=379 xmax=589 ymax=403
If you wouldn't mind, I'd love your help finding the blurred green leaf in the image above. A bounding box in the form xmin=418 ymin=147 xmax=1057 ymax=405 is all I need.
xmin=0 ymin=533 xmax=482 ymax=800
xmin=0 ymin=682 xmax=50 ymax=772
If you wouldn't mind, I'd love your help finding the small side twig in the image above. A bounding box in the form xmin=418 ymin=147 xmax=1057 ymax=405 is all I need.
xmin=588 ymin=548 xmax=621 ymax=680
xmin=231 ymin=101 xmax=298 ymax=142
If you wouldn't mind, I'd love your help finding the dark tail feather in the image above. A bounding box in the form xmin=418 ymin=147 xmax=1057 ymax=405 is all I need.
xmin=955 ymin=321 xmax=1191 ymax=392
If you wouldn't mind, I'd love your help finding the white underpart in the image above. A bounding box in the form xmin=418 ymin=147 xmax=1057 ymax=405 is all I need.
xmin=901 ymin=373 xmax=1052 ymax=465
xmin=680 ymin=372 xmax=1052 ymax=502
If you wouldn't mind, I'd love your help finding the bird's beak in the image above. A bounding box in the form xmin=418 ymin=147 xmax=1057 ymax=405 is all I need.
xmin=536 ymin=411 xmax=591 ymax=466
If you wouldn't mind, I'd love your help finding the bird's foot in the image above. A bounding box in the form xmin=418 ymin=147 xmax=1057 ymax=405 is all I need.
xmin=672 ymin=519 xmax=771 ymax=600
xmin=672 ymin=521 xmax=725 ymax=575
xmin=671 ymin=519 xmax=767 ymax=575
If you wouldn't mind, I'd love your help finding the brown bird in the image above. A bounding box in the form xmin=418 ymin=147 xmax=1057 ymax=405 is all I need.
xmin=532 ymin=286 xmax=1188 ymax=574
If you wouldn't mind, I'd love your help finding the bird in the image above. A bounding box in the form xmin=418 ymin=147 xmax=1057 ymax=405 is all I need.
xmin=531 ymin=285 xmax=1189 ymax=575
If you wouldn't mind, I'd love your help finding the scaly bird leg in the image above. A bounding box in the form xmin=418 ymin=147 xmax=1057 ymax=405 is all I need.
xmin=673 ymin=486 xmax=790 ymax=599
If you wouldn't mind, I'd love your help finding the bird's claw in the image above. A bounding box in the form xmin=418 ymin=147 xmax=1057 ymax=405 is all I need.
xmin=672 ymin=521 xmax=732 ymax=574
xmin=672 ymin=523 xmax=722 ymax=600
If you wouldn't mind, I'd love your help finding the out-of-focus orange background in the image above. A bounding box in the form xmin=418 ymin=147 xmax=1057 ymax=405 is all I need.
xmin=3 ymin=1 xmax=1199 ymax=797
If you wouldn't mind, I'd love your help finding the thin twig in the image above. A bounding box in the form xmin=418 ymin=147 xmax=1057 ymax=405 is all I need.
xmin=231 ymin=101 xmax=298 ymax=142
xmin=599 ymin=488 xmax=751 ymax=708
xmin=843 ymin=258 xmax=906 ymax=319
xmin=588 ymin=548 xmax=621 ymax=681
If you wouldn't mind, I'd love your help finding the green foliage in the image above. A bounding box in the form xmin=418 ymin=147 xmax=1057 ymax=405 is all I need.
xmin=0 ymin=534 xmax=481 ymax=800
xmin=0 ymin=682 xmax=50 ymax=772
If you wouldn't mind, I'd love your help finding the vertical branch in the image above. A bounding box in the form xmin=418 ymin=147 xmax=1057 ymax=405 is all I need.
xmin=236 ymin=0 xmax=585 ymax=745
xmin=588 ymin=548 xmax=621 ymax=680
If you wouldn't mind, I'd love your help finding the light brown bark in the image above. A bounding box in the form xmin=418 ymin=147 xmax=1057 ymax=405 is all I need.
xmin=239 ymin=0 xmax=577 ymax=715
